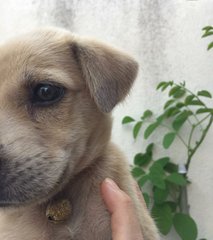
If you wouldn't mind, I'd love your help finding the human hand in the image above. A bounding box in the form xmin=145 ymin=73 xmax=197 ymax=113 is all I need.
xmin=101 ymin=178 xmax=144 ymax=240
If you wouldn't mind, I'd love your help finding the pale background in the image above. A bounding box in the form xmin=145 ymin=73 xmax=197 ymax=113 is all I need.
xmin=0 ymin=0 xmax=212 ymax=239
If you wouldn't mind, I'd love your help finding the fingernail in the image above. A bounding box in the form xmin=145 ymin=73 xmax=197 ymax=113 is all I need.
xmin=104 ymin=178 xmax=119 ymax=191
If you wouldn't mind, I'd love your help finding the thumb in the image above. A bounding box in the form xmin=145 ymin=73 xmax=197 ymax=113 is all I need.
xmin=101 ymin=178 xmax=144 ymax=240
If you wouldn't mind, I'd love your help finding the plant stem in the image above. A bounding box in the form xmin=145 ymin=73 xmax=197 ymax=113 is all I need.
xmin=187 ymin=125 xmax=195 ymax=157
xmin=186 ymin=105 xmax=204 ymax=131
xmin=186 ymin=117 xmax=194 ymax=127
xmin=160 ymin=123 xmax=188 ymax=148
xmin=176 ymin=133 xmax=189 ymax=148
xmin=195 ymin=113 xmax=211 ymax=126
xmin=187 ymin=115 xmax=211 ymax=165
xmin=186 ymin=115 xmax=213 ymax=171
xmin=179 ymin=185 xmax=189 ymax=214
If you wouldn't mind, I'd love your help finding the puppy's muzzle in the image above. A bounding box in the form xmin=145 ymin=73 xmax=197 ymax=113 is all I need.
xmin=0 ymin=156 xmax=50 ymax=206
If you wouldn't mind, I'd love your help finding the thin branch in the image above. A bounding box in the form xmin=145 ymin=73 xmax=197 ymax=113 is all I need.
xmin=186 ymin=115 xmax=213 ymax=171
xmin=185 ymin=105 xmax=203 ymax=131
xmin=187 ymin=125 xmax=195 ymax=158
xmin=160 ymin=123 xmax=188 ymax=148
xmin=195 ymin=113 xmax=212 ymax=126
xmin=187 ymin=114 xmax=212 ymax=158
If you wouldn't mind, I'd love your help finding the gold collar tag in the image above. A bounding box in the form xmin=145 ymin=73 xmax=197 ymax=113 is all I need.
xmin=46 ymin=199 xmax=72 ymax=224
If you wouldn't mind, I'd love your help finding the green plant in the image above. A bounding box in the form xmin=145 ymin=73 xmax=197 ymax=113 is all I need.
xmin=202 ymin=26 xmax=213 ymax=50
xmin=122 ymin=27 xmax=213 ymax=240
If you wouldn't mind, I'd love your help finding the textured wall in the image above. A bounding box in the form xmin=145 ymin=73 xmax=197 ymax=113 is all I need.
xmin=0 ymin=0 xmax=212 ymax=239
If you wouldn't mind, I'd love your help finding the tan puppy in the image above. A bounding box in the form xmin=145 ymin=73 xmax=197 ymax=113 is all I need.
xmin=0 ymin=28 xmax=159 ymax=240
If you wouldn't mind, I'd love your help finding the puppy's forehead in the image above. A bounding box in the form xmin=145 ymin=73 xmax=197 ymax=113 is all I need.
xmin=0 ymin=30 xmax=82 ymax=89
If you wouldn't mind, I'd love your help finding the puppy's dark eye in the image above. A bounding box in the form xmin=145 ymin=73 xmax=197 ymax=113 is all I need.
xmin=32 ymin=83 xmax=65 ymax=106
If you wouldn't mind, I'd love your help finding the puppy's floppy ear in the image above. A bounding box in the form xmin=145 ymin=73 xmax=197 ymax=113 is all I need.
xmin=71 ymin=39 xmax=138 ymax=113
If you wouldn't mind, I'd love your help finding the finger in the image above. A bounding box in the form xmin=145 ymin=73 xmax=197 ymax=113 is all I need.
xmin=101 ymin=178 xmax=144 ymax=240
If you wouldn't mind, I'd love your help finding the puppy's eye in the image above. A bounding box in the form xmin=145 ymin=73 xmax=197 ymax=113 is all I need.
xmin=32 ymin=83 xmax=65 ymax=106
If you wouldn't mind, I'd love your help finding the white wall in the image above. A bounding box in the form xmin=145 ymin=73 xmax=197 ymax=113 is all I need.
xmin=0 ymin=0 xmax=212 ymax=239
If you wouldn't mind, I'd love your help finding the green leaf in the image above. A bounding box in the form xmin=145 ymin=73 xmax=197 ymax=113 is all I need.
xmin=149 ymin=163 xmax=166 ymax=189
xmin=207 ymin=41 xmax=213 ymax=50
xmin=138 ymin=175 xmax=149 ymax=187
xmin=150 ymin=162 xmax=164 ymax=175
xmin=153 ymin=187 xmax=169 ymax=204
xmin=202 ymin=26 xmax=213 ymax=31
xmin=135 ymin=146 xmax=153 ymax=167
xmin=156 ymin=114 xmax=165 ymax=123
xmin=131 ymin=167 xmax=145 ymax=178
xmin=134 ymin=153 xmax=144 ymax=166
xmin=164 ymin=162 xmax=178 ymax=173
xmin=166 ymin=173 xmax=187 ymax=186
xmin=161 ymin=82 xmax=170 ymax=92
xmin=134 ymin=143 xmax=154 ymax=166
xmin=173 ymin=89 xmax=186 ymax=98
xmin=173 ymin=213 xmax=198 ymax=240
xmin=143 ymin=192 xmax=150 ymax=207
xmin=169 ymin=86 xmax=180 ymax=96
xmin=146 ymin=143 xmax=154 ymax=154
xmin=163 ymin=132 xmax=176 ymax=149
xmin=152 ymin=203 xmax=173 ymax=235
xmin=142 ymin=110 xmax=153 ymax=119
xmin=166 ymin=107 xmax=180 ymax=117
xmin=187 ymin=99 xmax=204 ymax=106
xmin=176 ymin=102 xmax=185 ymax=108
xmin=197 ymin=90 xmax=212 ymax=98
xmin=156 ymin=81 xmax=167 ymax=90
xmin=166 ymin=201 xmax=177 ymax=212
xmin=151 ymin=178 xmax=166 ymax=191
xmin=202 ymin=31 xmax=213 ymax=38
xmin=185 ymin=95 xmax=194 ymax=105
xmin=156 ymin=81 xmax=173 ymax=90
xmin=155 ymin=157 xmax=170 ymax=167
xmin=196 ymin=108 xmax=213 ymax=114
xmin=144 ymin=122 xmax=159 ymax=139
xmin=133 ymin=121 xmax=143 ymax=139
xmin=172 ymin=111 xmax=192 ymax=131
xmin=164 ymin=99 xmax=175 ymax=109
xmin=134 ymin=153 xmax=152 ymax=166
xmin=122 ymin=116 xmax=135 ymax=124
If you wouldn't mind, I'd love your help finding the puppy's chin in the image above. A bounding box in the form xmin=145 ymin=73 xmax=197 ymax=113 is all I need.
xmin=0 ymin=189 xmax=52 ymax=209
xmin=0 ymin=183 xmax=62 ymax=209
xmin=0 ymin=202 xmax=30 ymax=209
xmin=0 ymin=163 xmax=73 ymax=209
xmin=0 ymin=202 xmax=17 ymax=208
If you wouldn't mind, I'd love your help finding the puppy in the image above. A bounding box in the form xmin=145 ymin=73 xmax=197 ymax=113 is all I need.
xmin=0 ymin=28 xmax=159 ymax=240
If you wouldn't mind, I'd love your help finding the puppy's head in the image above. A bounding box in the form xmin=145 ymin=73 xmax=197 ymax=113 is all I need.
xmin=0 ymin=28 xmax=138 ymax=207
